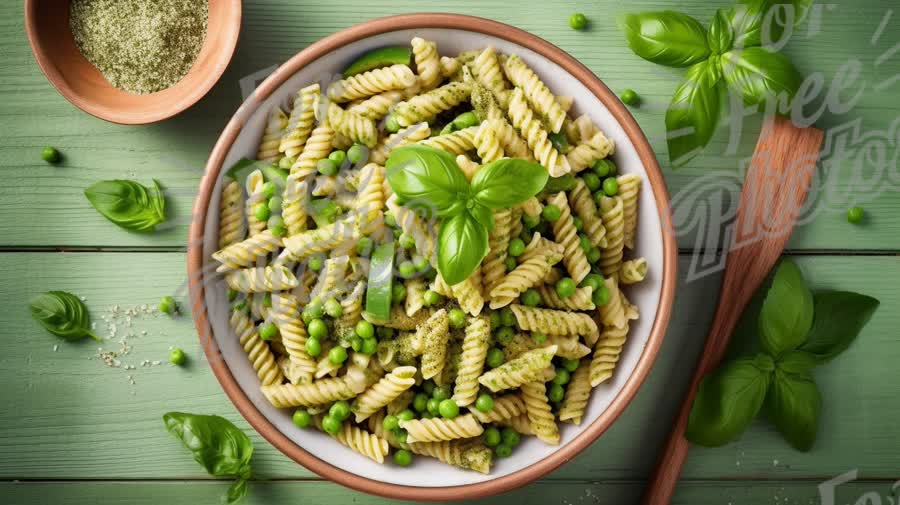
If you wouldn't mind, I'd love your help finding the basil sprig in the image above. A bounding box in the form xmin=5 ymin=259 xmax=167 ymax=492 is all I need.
xmin=386 ymin=145 xmax=547 ymax=285
xmin=619 ymin=0 xmax=810 ymax=167
xmin=29 ymin=290 xmax=100 ymax=342
xmin=686 ymin=260 xmax=879 ymax=451
xmin=163 ymin=412 xmax=254 ymax=504
xmin=84 ymin=179 xmax=166 ymax=232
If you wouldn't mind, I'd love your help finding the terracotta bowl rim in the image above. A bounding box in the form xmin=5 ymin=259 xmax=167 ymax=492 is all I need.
xmin=187 ymin=13 xmax=677 ymax=501
xmin=23 ymin=0 xmax=242 ymax=125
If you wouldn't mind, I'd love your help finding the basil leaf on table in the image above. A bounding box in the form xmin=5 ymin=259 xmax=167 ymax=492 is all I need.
xmin=758 ymin=259 xmax=813 ymax=356
xmin=163 ymin=412 xmax=253 ymax=503
xmin=775 ymin=350 xmax=818 ymax=375
xmin=665 ymin=59 xmax=724 ymax=167
xmin=84 ymin=179 xmax=167 ymax=232
xmin=707 ymin=9 xmax=735 ymax=54
xmin=800 ymin=290 xmax=880 ymax=364
xmin=226 ymin=478 xmax=251 ymax=504
xmin=721 ymin=47 xmax=802 ymax=108
xmin=29 ymin=291 xmax=100 ymax=342
xmin=618 ymin=11 xmax=711 ymax=67
xmin=470 ymin=158 xmax=548 ymax=209
xmin=686 ymin=355 xmax=773 ymax=447
xmin=386 ymin=144 xmax=470 ymax=216
xmin=729 ymin=0 xmax=787 ymax=48
xmin=438 ymin=211 xmax=489 ymax=285
xmin=765 ymin=369 xmax=821 ymax=451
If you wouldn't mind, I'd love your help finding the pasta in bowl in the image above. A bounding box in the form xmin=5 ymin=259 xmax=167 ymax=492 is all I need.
xmin=189 ymin=13 xmax=676 ymax=501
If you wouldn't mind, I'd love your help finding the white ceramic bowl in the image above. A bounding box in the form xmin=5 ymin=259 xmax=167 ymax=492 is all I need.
xmin=189 ymin=13 xmax=677 ymax=501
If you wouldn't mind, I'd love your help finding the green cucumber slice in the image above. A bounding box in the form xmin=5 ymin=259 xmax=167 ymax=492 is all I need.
xmin=343 ymin=46 xmax=412 ymax=78
xmin=365 ymin=241 xmax=395 ymax=320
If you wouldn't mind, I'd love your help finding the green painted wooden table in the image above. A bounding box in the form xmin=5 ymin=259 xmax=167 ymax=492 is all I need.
xmin=2 ymin=1 xmax=898 ymax=503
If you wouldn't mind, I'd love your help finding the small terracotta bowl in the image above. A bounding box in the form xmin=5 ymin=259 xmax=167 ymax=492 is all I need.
xmin=24 ymin=0 xmax=241 ymax=125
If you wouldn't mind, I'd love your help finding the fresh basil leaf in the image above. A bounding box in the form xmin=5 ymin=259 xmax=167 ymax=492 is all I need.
xmin=309 ymin=198 xmax=342 ymax=227
xmin=470 ymin=158 xmax=548 ymax=209
xmin=721 ymin=47 xmax=802 ymax=108
xmin=666 ymin=59 xmax=724 ymax=168
xmin=163 ymin=412 xmax=253 ymax=478
xmin=29 ymin=290 xmax=100 ymax=342
xmin=686 ymin=355 xmax=772 ymax=447
xmin=438 ymin=211 xmax=488 ymax=285
xmin=765 ymin=369 xmax=821 ymax=451
xmin=84 ymin=179 xmax=167 ymax=232
xmin=226 ymin=478 xmax=250 ymax=504
xmin=708 ymin=9 xmax=734 ymax=54
xmin=542 ymin=174 xmax=577 ymax=193
xmin=618 ymin=11 xmax=711 ymax=67
xmin=776 ymin=350 xmax=817 ymax=375
xmin=386 ymin=144 xmax=470 ymax=216
xmin=225 ymin=158 xmax=266 ymax=184
xmin=800 ymin=290 xmax=879 ymax=364
xmin=468 ymin=202 xmax=495 ymax=231
xmin=759 ymin=259 xmax=813 ymax=356
xmin=729 ymin=0 xmax=787 ymax=48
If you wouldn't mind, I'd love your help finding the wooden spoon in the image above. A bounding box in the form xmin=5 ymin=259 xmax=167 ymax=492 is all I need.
xmin=641 ymin=115 xmax=824 ymax=505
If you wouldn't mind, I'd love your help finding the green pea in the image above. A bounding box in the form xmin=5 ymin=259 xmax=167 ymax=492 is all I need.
xmin=438 ymin=399 xmax=460 ymax=418
xmin=521 ymin=288 xmax=541 ymax=307
xmin=329 ymin=400 xmax=351 ymax=420
xmin=423 ymin=290 xmax=441 ymax=306
xmin=350 ymin=336 xmax=363 ymax=352
xmin=261 ymin=181 xmax=277 ymax=199
xmin=569 ymin=12 xmax=588 ymax=30
xmin=360 ymin=337 xmax=377 ymax=355
xmin=579 ymin=234 xmax=592 ymax=253
xmin=159 ymin=295 xmax=177 ymax=315
xmin=583 ymin=172 xmax=602 ymax=191
xmin=393 ymin=449 xmax=413 ymax=467
xmin=41 ymin=146 xmax=61 ymax=163
xmin=308 ymin=255 xmax=324 ymax=271
xmin=259 ymin=322 xmax=278 ymax=341
xmin=268 ymin=195 xmax=283 ymax=212
xmin=355 ymin=320 xmax=375 ymax=339
xmin=347 ymin=143 xmax=367 ymax=164
xmin=592 ymin=159 xmax=614 ymax=178
xmin=556 ymin=277 xmax=576 ymax=298
xmin=227 ymin=289 xmax=238 ymax=302
xmin=356 ymin=237 xmax=374 ymax=256
xmin=562 ymin=358 xmax=580 ymax=372
xmin=505 ymin=257 xmax=518 ymax=272
xmin=383 ymin=210 xmax=397 ymax=228
xmin=324 ymin=298 xmax=343 ymax=318
xmin=321 ymin=414 xmax=342 ymax=434
xmin=532 ymin=333 xmax=548 ymax=344
xmin=305 ymin=337 xmax=322 ymax=357
xmin=496 ymin=326 xmax=515 ymax=345
xmin=548 ymin=383 xmax=565 ymax=403
xmin=398 ymin=409 xmax=415 ymax=421
xmin=490 ymin=311 xmax=502 ymax=329
xmin=542 ymin=204 xmax=562 ymax=222
xmin=486 ymin=347 xmax=505 ymax=368
xmin=432 ymin=385 xmax=452 ymax=402
xmin=495 ymin=443 xmax=513 ymax=458
xmin=308 ymin=319 xmax=328 ymax=339
xmin=426 ymin=398 xmax=440 ymax=416
xmin=169 ymin=347 xmax=186 ymax=366
xmin=452 ymin=111 xmax=479 ymax=129
xmin=267 ymin=213 xmax=285 ymax=231
xmin=593 ymin=190 xmax=606 ymax=206
xmin=304 ymin=298 xmax=325 ymax=319
xmin=501 ymin=428 xmax=521 ymax=447
xmin=399 ymin=232 xmax=416 ymax=250
xmin=619 ymin=88 xmax=639 ymax=106
xmin=317 ymin=158 xmax=338 ymax=176
xmin=482 ymin=427 xmax=501 ymax=446
xmin=398 ymin=260 xmax=416 ymax=278
xmin=475 ymin=393 xmax=494 ymax=413
xmin=279 ymin=156 xmax=296 ymax=169
xmin=603 ymin=177 xmax=619 ymax=196
xmin=391 ymin=283 xmax=407 ymax=303
xmin=572 ymin=216 xmax=584 ymax=232
xmin=847 ymin=206 xmax=865 ymax=223
xmin=592 ymin=284 xmax=611 ymax=306
xmin=385 ymin=115 xmax=401 ymax=133
xmin=292 ymin=409 xmax=312 ymax=428
xmin=328 ymin=150 xmax=347 ymax=166
xmin=449 ymin=308 xmax=466 ymax=329
xmin=587 ymin=246 xmax=602 ymax=263
xmin=254 ymin=203 xmax=271 ymax=222
xmin=553 ymin=368 xmax=571 ymax=385
xmin=328 ymin=346 xmax=348 ymax=365
xmin=270 ymin=223 xmax=286 ymax=237
xmin=413 ymin=393 xmax=429 ymax=413
xmin=421 ymin=380 xmax=436 ymax=395
xmin=507 ymin=238 xmax=526 ymax=257
xmin=500 ymin=307 xmax=516 ymax=327
xmin=395 ymin=429 xmax=409 ymax=443
xmin=523 ymin=213 xmax=541 ymax=229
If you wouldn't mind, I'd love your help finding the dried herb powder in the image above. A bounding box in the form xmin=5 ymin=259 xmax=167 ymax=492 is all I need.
xmin=69 ymin=0 xmax=208 ymax=95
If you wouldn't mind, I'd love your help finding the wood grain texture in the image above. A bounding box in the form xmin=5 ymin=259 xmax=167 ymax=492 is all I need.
xmin=0 ymin=0 xmax=898 ymax=248
xmin=1 ymin=252 xmax=897 ymax=481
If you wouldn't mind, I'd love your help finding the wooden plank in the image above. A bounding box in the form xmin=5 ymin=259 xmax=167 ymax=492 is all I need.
xmin=1 ymin=252 xmax=896 ymax=480
xmin=1 ymin=0 xmax=898 ymax=249
xmin=4 ymin=480 xmax=899 ymax=505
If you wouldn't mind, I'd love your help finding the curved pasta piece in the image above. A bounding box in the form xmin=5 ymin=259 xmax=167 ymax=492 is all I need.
xmin=351 ymin=365 xmax=417 ymax=422
xmin=334 ymin=280 xmax=365 ymax=339
xmin=347 ymin=90 xmax=402 ymax=121
xmin=537 ymin=284 xmax=595 ymax=311
xmin=502 ymin=333 xmax=591 ymax=361
xmin=218 ymin=179 xmax=246 ymax=249
xmin=404 ymin=278 xmax=427 ymax=317
xmin=418 ymin=126 xmax=478 ymax=155
xmin=510 ymin=304 xmax=599 ymax=343
xmin=363 ymin=305 xmax=434 ymax=331
xmin=468 ymin=394 xmax=525 ymax=423
xmin=354 ymin=163 xmax=386 ymax=233
xmin=315 ymin=416 xmax=389 ymax=463
xmin=370 ymin=122 xmax=431 ymax=164
xmin=558 ymin=360 xmax=591 ymax=424
xmin=620 ymin=258 xmax=648 ymax=284
xmin=589 ymin=321 xmax=630 ymax=387
xmin=456 ymin=154 xmax=481 ymax=182
xmin=270 ymin=294 xmax=316 ymax=383
xmin=411 ymin=37 xmax=441 ymax=91
xmin=477 ymin=345 xmax=557 ymax=392
xmin=281 ymin=175 xmax=309 ymax=236
xmin=507 ymin=87 xmax=569 ymax=176
xmin=244 ymin=169 xmax=268 ymax=236
xmin=418 ymin=309 xmax=451 ymax=380
xmin=328 ymin=64 xmax=416 ymax=102
xmin=616 ymin=173 xmax=642 ymax=249
xmin=280 ymin=84 xmax=320 ymax=158
xmin=495 ymin=413 xmax=534 ymax=435
xmin=474 ymin=118 xmax=504 ymax=164
xmin=324 ymin=102 xmax=378 ymax=148
xmin=399 ymin=413 xmax=484 ymax=443
xmin=598 ymin=195 xmax=625 ymax=276
xmin=289 ymin=122 xmax=335 ymax=180
xmin=213 ymin=229 xmax=283 ymax=272
xmin=225 ymin=266 xmax=298 ymax=293
xmin=521 ymin=381 xmax=560 ymax=445
xmin=517 ymin=232 xmax=564 ymax=264
xmin=257 ymin=106 xmax=289 ymax=161
xmin=489 ymin=247 xmax=564 ymax=309
xmin=547 ymin=191 xmax=590 ymax=283
xmin=393 ymin=81 xmax=472 ymax=127
xmin=282 ymin=213 xmax=360 ymax=261
xmin=385 ymin=194 xmax=437 ymax=262
xmin=452 ymin=315 xmax=490 ymax=406
xmin=469 ymin=47 xmax=507 ymax=96
xmin=262 ymin=375 xmax=365 ymax=408
xmin=569 ymin=179 xmax=607 ymax=248
xmin=450 ymin=273 xmax=485 ymax=316
xmin=410 ymin=440 xmax=492 ymax=474
xmin=565 ymin=131 xmax=614 ymax=172
xmin=481 ymin=209 xmax=512 ymax=296
xmin=229 ymin=309 xmax=283 ymax=386
xmin=502 ymin=54 xmax=566 ymax=133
